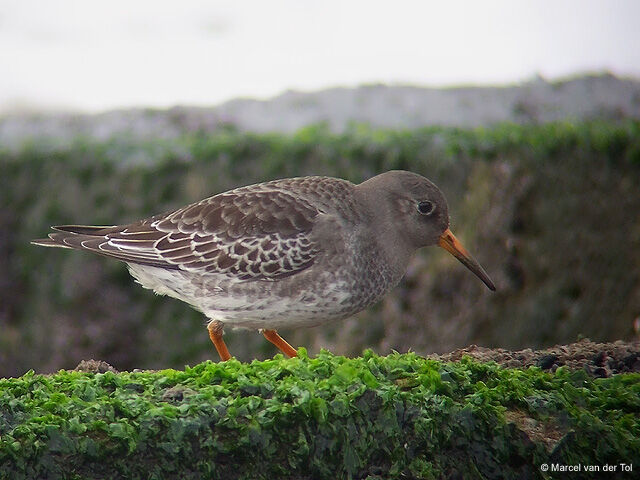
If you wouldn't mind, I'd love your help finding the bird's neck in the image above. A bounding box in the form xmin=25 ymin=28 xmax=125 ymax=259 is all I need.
xmin=354 ymin=190 xmax=416 ymax=286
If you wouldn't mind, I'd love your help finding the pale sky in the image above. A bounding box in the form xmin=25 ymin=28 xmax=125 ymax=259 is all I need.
xmin=1 ymin=0 xmax=639 ymax=113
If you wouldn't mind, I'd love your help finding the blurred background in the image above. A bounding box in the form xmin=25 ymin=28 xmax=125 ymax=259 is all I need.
xmin=1 ymin=0 xmax=639 ymax=377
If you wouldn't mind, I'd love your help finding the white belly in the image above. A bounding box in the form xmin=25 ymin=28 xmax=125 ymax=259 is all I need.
xmin=127 ymin=263 xmax=355 ymax=331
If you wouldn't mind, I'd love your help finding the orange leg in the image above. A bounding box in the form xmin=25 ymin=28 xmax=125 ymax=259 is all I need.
xmin=262 ymin=329 xmax=298 ymax=358
xmin=207 ymin=321 xmax=231 ymax=361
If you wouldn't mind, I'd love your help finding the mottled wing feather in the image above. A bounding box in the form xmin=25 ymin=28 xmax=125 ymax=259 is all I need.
xmin=47 ymin=188 xmax=322 ymax=281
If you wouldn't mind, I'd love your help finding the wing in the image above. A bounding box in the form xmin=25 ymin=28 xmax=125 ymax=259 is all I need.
xmin=38 ymin=189 xmax=322 ymax=281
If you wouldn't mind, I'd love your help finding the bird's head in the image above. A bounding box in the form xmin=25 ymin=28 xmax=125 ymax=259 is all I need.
xmin=358 ymin=170 xmax=495 ymax=291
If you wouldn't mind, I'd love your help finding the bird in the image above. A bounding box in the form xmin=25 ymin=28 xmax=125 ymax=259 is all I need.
xmin=33 ymin=170 xmax=495 ymax=361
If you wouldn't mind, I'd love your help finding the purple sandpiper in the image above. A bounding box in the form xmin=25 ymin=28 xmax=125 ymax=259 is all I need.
xmin=33 ymin=170 xmax=495 ymax=360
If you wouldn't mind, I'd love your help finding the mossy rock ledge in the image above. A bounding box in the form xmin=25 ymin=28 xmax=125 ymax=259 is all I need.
xmin=1 ymin=347 xmax=639 ymax=480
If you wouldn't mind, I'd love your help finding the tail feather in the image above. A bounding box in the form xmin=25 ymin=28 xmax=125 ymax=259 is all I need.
xmin=31 ymin=237 xmax=75 ymax=249
xmin=52 ymin=225 xmax=115 ymax=235
xmin=32 ymin=224 xmax=174 ymax=269
xmin=32 ymin=225 xmax=113 ymax=250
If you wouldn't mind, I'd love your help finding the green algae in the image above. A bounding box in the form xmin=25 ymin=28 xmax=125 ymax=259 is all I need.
xmin=1 ymin=351 xmax=638 ymax=479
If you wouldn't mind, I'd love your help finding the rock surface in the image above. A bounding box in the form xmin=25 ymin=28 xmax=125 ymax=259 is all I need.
xmin=430 ymin=339 xmax=640 ymax=378
xmin=1 ymin=73 xmax=639 ymax=150
xmin=73 ymin=339 xmax=640 ymax=377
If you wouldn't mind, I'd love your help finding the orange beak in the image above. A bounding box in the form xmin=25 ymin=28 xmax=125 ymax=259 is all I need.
xmin=438 ymin=228 xmax=496 ymax=291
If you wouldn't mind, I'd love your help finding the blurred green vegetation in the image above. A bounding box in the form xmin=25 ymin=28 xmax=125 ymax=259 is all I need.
xmin=1 ymin=121 xmax=639 ymax=377
xmin=1 ymin=351 xmax=638 ymax=479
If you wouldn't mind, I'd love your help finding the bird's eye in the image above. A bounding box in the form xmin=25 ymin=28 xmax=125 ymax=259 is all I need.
xmin=417 ymin=201 xmax=435 ymax=215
